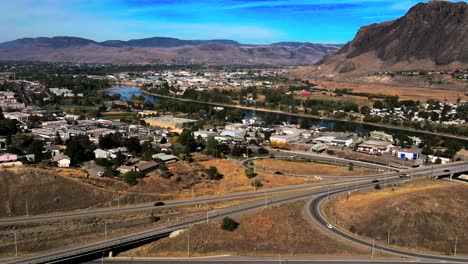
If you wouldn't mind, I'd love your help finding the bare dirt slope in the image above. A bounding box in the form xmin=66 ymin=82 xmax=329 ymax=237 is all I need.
xmin=254 ymin=159 xmax=377 ymax=176
xmin=324 ymin=179 xmax=468 ymax=255
xmin=312 ymin=1 xmax=468 ymax=75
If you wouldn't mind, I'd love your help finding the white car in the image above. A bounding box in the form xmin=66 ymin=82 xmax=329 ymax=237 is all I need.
xmin=326 ymin=223 xmax=333 ymax=229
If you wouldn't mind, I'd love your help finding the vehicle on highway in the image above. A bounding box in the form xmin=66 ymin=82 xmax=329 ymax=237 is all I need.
xmin=326 ymin=223 xmax=333 ymax=229
xmin=275 ymin=171 xmax=283 ymax=175
xmin=154 ymin=201 xmax=165 ymax=206
xmin=400 ymin=173 xmax=409 ymax=178
xmin=443 ymin=169 xmax=450 ymax=173
xmin=371 ymin=179 xmax=379 ymax=183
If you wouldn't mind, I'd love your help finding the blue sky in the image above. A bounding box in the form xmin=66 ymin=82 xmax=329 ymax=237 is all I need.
xmin=1 ymin=0 xmax=427 ymax=44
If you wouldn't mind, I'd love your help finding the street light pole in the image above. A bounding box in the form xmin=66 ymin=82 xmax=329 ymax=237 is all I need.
xmin=14 ymin=230 xmax=18 ymax=257
xmin=204 ymin=202 xmax=209 ymax=224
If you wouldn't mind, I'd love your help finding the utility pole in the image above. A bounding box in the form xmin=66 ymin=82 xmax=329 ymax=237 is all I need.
xmin=387 ymin=228 xmax=390 ymax=246
xmin=205 ymin=202 xmax=209 ymax=224
xmin=187 ymin=232 xmax=190 ymax=257
xmin=371 ymin=239 xmax=375 ymax=258
xmin=25 ymin=201 xmax=29 ymax=218
xmin=14 ymin=230 xmax=18 ymax=257
xmin=104 ymin=222 xmax=107 ymax=240
xmin=192 ymin=186 xmax=194 ymax=198
xmin=454 ymin=236 xmax=457 ymax=256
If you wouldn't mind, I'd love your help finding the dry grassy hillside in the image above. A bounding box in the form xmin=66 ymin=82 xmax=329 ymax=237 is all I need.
xmin=324 ymin=180 xmax=468 ymax=255
xmin=128 ymin=201 xmax=369 ymax=257
xmin=0 ymin=167 xmax=157 ymax=217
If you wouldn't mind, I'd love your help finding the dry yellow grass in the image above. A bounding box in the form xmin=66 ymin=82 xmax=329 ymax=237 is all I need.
xmin=309 ymin=79 xmax=467 ymax=102
xmin=323 ymin=179 xmax=468 ymax=255
xmin=254 ymin=159 xmax=378 ymax=176
xmin=0 ymin=167 xmax=158 ymax=217
xmin=127 ymin=201 xmax=370 ymax=257
xmin=194 ymin=159 xmax=306 ymax=196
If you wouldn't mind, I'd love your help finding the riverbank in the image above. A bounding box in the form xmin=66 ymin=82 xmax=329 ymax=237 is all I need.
xmin=140 ymin=89 xmax=468 ymax=143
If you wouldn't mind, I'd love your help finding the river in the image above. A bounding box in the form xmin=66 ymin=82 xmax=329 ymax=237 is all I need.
xmin=106 ymin=85 xmax=468 ymax=145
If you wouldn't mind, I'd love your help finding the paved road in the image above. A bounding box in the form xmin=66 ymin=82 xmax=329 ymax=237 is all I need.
xmin=307 ymin=175 xmax=468 ymax=263
xmin=85 ymin=256 xmax=461 ymax=264
xmin=0 ymin=153 xmax=413 ymax=225
xmin=5 ymin=162 xmax=468 ymax=263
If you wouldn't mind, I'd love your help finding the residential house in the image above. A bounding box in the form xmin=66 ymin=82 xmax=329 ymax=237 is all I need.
xmin=0 ymin=153 xmax=18 ymax=163
xmin=51 ymin=153 xmax=71 ymax=167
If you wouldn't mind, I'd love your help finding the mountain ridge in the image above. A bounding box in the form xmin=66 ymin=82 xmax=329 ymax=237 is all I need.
xmin=0 ymin=36 xmax=343 ymax=65
xmin=310 ymin=1 xmax=468 ymax=75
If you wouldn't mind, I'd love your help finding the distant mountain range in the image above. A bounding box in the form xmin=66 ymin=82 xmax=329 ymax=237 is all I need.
xmin=310 ymin=1 xmax=468 ymax=75
xmin=0 ymin=36 xmax=343 ymax=65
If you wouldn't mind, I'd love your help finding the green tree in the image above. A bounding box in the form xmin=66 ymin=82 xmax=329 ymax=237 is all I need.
xmin=94 ymin=158 xmax=113 ymax=167
xmin=221 ymin=217 xmax=239 ymax=231
xmin=373 ymin=101 xmax=384 ymax=109
xmin=178 ymin=128 xmax=196 ymax=154
xmin=123 ymin=171 xmax=142 ymax=186
xmin=206 ymin=166 xmax=223 ymax=180
xmin=54 ymin=131 xmax=63 ymax=145
xmin=28 ymin=140 xmax=47 ymax=162
xmin=64 ymin=135 xmax=94 ymax=166
xmin=142 ymin=141 xmax=155 ymax=161
xmin=123 ymin=137 xmax=142 ymax=154
xmin=205 ymin=137 xmax=221 ymax=158
xmin=360 ymin=106 xmax=371 ymax=115
xmin=245 ymin=167 xmax=257 ymax=178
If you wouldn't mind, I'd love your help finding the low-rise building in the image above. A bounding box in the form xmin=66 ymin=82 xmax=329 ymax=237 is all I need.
xmin=427 ymin=155 xmax=451 ymax=164
xmin=153 ymin=153 xmax=178 ymax=163
xmin=357 ymin=140 xmax=394 ymax=154
xmin=142 ymin=115 xmax=197 ymax=130
xmin=0 ymin=153 xmax=17 ymax=162
xmin=3 ymin=112 xmax=29 ymax=121
xmin=331 ymin=136 xmax=354 ymax=147
xmin=51 ymin=153 xmax=71 ymax=167
xmin=397 ymin=148 xmax=421 ymax=160
xmin=136 ymin=160 xmax=159 ymax=174
xmin=369 ymin=130 xmax=393 ymax=142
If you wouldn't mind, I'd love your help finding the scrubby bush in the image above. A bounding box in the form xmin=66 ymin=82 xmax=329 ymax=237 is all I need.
xmin=251 ymin=179 xmax=263 ymax=188
xmin=221 ymin=217 xmax=239 ymax=231
xmin=206 ymin=166 xmax=223 ymax=180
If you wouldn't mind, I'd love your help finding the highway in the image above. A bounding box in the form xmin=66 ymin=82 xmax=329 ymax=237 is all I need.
xmin=6 ymin=161 xmax=468 ymax=264
xmin=84 ymin=256 xmax=463 ymax=264
xmin=307 ymin=173 xmax=468 ymax=263
xmin=1 ymin=159 xmax=458 ymax=225
xmin=0 ymin=152 xmax=405 ymax=225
